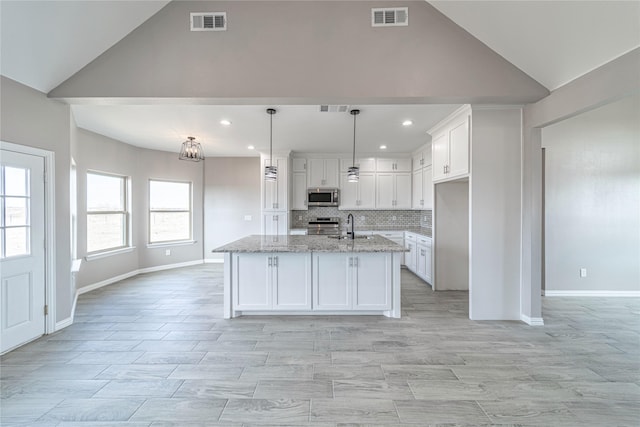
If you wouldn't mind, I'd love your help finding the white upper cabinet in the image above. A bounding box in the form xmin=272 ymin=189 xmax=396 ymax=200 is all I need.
xmin=292 ymin=158 xmax=307 ymax=173
xmin=339 ymin=172 xmax=375 ymax=210
xmin=430 ymin=106 xmax=470 ymax=183
xmin=412 ymin=169 xmax=423 ymax=209
xmin=376 ymin=173 xmax=411 ymax=209
xmin=308 ymin=158 xmax=339 ymax=188
xmin=262 ymin=156 xmax=288 ymax=211
xmin=291 ymin=172 xmax=307 ymax=210
xmin=422 ymin=165 xmax=433 ymax=209
xmin=376 ymin=158 xmax=412 ymax=173
xmin=412 ymin=144 xmax=432 ymax=171
xmin=340 ymin=157 xmax=376 ymax=173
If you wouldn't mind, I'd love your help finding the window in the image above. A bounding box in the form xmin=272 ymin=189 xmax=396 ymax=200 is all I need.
xmin=1 ymin=165 xmax=31 ymax=258
xmin=149 ymin=180 xmax=192 ymax=244
xmin=86 ymin=172 xmax=129 ymax=253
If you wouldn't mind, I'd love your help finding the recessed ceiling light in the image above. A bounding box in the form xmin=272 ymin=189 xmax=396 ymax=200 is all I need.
xmin=379 ymin=145 xmax=387 ymax=150
xmin=402 ymin=120 xmax=413 ymax=126
xmin=247 ymin=145 xmax=255 ymax=150
xmin=220 ymin=120 xmax=232 ymax=126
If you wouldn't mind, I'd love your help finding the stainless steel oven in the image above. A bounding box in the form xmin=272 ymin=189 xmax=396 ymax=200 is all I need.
xmin=307 ymin=217 xmax=341 ymax=235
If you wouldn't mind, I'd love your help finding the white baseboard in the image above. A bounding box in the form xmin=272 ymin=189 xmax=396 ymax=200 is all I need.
xmin=138 ymin=259 xmax=203 ymax=274
xmin=204 ymin=258 xmax=224 ymax=264
xmin=544 ymin=290 xmax=640 ymax=297
xmin=55 ymin=316 xmax=74 ymax=330
xmin=520 ymin=313 xmax=545 ymax=326
xmin=77 ymin=270 xmax=140 ymax=295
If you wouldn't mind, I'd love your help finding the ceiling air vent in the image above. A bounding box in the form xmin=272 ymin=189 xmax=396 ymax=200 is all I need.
xmin=320 ymin=105 xmax=350 ymax=113
xmin=190 ymin=12 xmax=227 ymax=31
xmin=371 ymin=7 xmax=408 ymax=27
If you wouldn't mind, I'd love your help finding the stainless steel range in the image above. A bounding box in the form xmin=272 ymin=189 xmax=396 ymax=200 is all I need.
xmin=307 ymin=217 xmax=341 ymax=235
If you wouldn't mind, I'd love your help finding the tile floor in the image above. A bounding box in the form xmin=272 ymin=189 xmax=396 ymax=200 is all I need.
xmin=1 ymin=264 xmax=639 ymax=426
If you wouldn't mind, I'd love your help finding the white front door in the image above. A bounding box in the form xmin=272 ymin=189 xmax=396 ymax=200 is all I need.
xmin=1 ymin=150 xmax=46 ymax=353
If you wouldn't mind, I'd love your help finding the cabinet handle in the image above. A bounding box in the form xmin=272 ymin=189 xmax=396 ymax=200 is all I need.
xmin=268 ymin=257 xmax=272 ymax=267
xmin=273 ymin=215 xmax=278 ymax=221
xmin=349 ymin=257 xmax=353 ymax=267
xmin=354 ymin=257 xmax=358 ymax=268
xmin=273 ymin=256 xmax=278 ymax=267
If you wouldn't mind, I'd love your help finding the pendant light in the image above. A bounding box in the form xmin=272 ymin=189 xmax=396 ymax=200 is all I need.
xmin=179 ymin=136 xmax=205 ymax=162
xmin=264 ymin=108 xmax=277 ymax=182
xmin=348 ymin=109 xmax=360 ymax=182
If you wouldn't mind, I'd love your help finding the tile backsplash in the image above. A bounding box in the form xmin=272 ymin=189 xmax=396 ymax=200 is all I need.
xmin=292 ymin=208 xmax=432 ymax=231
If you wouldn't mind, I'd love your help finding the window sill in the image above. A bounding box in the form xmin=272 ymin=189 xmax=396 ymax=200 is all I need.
xmin=147 ymin=240 xmax=197 ymax=249
xmin=85 ymin=246 xmax=136 ymax=261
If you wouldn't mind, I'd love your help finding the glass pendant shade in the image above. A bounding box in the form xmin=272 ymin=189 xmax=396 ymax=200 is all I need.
xmin=264 ymin=165 xmax=277 ymax=181
xmin=179 ymin=136 xmax=204 ymax=162
xmin=347 ymin=166 xmax=360 ymax=182
xmin=264 ymin=108 xmax=277 ymax=182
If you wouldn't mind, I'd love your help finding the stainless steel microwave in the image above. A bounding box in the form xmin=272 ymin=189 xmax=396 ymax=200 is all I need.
xmin=307 ymin=188 xmax=339 ymax=207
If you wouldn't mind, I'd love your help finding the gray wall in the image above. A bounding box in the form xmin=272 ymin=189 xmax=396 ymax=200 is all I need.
xmin=0 ymin=76 xmax=73 ymax=324
xmin=543 ymin=94 xmax=640 ymax=293
xmin=75 ymin=128 xmax=205 ymax=288
xmin=49 ymin=1 xmax=547 ymax=104
xmin=205 ymin=157 xmax=261 ymax=261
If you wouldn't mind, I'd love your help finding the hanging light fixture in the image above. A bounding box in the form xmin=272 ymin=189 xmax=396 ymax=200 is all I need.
xmin=264 ymin=108 xmax=277 ymax=182
xmin=348 ymin=109 xmax=360 ymax=182
xmin=179 ymin=136 xmax=205 ymax=162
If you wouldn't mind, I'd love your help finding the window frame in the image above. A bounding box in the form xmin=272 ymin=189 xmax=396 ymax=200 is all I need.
xmin=86 ymin=170 xmax=131 ymax=255
xmin=148 ymin=178 xmax=193 ymax=245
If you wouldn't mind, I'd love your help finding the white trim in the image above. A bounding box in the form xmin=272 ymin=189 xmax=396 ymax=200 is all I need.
xmin=1 ymin=142 xmax=56 ymax=335
xmin=520 ymin=313 xmax=545 ymax=326
xmin=77 ymin=270 xmax=140 ymax=296
xmin=205 ymin=258 xmax=224 ymax=264
xmin=544 ymin=290 xmax=640 ymax=297
xmin=85 ymin=246 xmax=136 ymax=261
xmin=55 ymin=316 xmax=74 ymax=330
xmin=138 ymin=259 xmax=203 ymax=274
xmin=146 ymin=240 xmax=197 ymax=249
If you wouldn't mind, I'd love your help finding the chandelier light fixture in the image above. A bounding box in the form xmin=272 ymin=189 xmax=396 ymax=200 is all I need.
xmin=179 ymin=136 xmax=205 ymax=162
xmin=348 ymin=109 xmax=360 ymax=182
xmin=264 ymin=108 xmax=277 ymax=182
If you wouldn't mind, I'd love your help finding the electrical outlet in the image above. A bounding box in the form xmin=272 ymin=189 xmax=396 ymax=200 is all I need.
xmin=360 ymin=216 xmax=365 ymax=221
xmin=244 ymin=215 xmax=252 ymax=221
xmin=423 ymin=215 xmax=427 ymax=222
xmin=165 ymin=249 xmax=171 ymax=256
xmin=580 ymin=268 xmax=587 ymax=278
xmin=392 ymin=216 xmax=397 ymax=221
xmin=298 ymin=215 xmax=302 ymax=221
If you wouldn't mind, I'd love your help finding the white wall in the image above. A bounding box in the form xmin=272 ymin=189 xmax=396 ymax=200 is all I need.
xmin=0 ymin=76 xmax=73 ymax=325
xmin=469 ymin=107 xmax=522 ymax=320
xmin=543 ymin=94 xmax=640 ymax=293
xmin=205 ymin=157 xmax=261 ymax=262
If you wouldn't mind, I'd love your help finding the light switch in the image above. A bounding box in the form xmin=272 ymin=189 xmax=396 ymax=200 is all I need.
xmin=244 ymin=215 xmax=252 ymax=221
xmin=580 ymin=268 xmax=587 ymax=278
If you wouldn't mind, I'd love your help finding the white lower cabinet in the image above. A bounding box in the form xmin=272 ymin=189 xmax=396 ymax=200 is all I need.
xmin=233 ymin=253 xmax=311 ymax=311
xmin=378 ymin=232 xmax=405 ymax=265
xmin=404 ymin=233 xmax=416 ymax=272
xmin=313 ymin=253 xmax=391 ymax=311
xmin=404 ymin=232 xmax=431 ymax=284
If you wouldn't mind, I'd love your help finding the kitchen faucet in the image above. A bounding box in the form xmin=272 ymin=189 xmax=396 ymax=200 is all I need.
xmin=347 ymin=213 xmax=355 ymax=240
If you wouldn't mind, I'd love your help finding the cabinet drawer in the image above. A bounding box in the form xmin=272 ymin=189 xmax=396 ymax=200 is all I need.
xmin=418 ymin=236 xmax=431 ymax=246
xmin=405 ymin=232 xmax=417 ymax=241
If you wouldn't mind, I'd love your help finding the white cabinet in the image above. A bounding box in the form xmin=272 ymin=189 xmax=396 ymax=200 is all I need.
xmin=308 ymin=158 xmax=339 ymax=188
xmin=412 ymin=147 xmax=432 ymax=171
xmin=262 ymin=212 xmax=288 ymax=235
xmin=378 ymin=231 xmax=405 ymax=265
xmin=291 ymin=172 xmax=307 ymax=210
xmin=233 ymin=253 xmax=311 ymax=311
xmin=313 ymin=253 xmax=391 ymax=311
xmin=339 ymin=172 xmax=376 ymax=210
xmin=292 ymin=158 xmax=307 ymax=173
xmin=376 ymin=158 xmax=412 ymax=173
xmin=376 ymin=173 xmax=412 ymax=209
xmin=416 ymin=235 xmax=432 ymax=284
xmin=262 ymin=156 xmax=288 ymax=211
xmin=431 ymin=109 xmax=470 ymax=182
xmin=340 ymin=157 xmax=376 ymax=173
xmin=422 ymin=165 xmax=433 ymax=209
xmin=404 ymin=233 xmax=416 ymax=272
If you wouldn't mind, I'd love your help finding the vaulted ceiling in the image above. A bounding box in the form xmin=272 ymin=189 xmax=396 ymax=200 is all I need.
xmin=1 ymin=1 xmax=638 ymax=155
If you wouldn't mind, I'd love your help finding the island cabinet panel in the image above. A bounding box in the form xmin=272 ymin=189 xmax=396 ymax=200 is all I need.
xmin=352 ymin=253 xmax=392 ymax=310
xmin=313 ymin=254 xmax=351 ymax=310
xmin=233 ymin=254 xmax=271 ymax=310
xmin=272 ymin=254 xmax=311 ymax=310
xmin=313 ymin=253 xmax=391 ymax=311
xmin=233 ymin=253 xmax=311 ymax=311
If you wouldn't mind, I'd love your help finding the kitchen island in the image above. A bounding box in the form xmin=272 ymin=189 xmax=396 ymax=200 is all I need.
xmin=213 ymin=234 xmax=407 ymax=319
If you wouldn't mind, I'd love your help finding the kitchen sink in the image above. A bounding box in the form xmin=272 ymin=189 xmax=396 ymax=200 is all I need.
xmin=327 ymin=235 xmax=373 ymax=240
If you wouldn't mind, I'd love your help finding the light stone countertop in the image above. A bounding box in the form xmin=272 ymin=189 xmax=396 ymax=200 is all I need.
xmin=213 ymin=234 xmax=408 ymax=253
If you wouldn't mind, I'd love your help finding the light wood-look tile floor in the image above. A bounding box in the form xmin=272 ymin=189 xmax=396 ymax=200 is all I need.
xmin=1 ymin=264 xmax=638 ymax=426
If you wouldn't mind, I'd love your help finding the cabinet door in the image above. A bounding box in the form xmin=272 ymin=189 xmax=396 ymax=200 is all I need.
xmin=262 ymin=213 xmax=287 ymax=235
xmin=376 ymin=159 xmax=395 ymax=172
xmin=395 ymin=173 xmax=412 ymax=209
xmin=323 ymin=159 xmax=339 ymax=187
xmin=275 ymin=157 xmax=288 ymax=210
xmin=339 ymin=173 xmax=358 ymax=209
xmin=272 ymin=254 xmax=311 ymax=310
xmin=352 ymin=254 xmax=391 ymax=310
xmin=263 ymin=157 xmax=288 ymax=210
xmin=394 ymin=158 xmax=412 ymax=172
xmin=376 ymin=173 xmax=394 ymax=209
xmin=358 ymin=173 xmax=376 ymax=209
xmin=412 ymin=169 xmax=423 ymax=209
xmin=423 ymin=244 xmax=432 ymax=284
xmin=448 ymin=115 xmax=469 ymax=179
xmin=416 ymin=244 xmax=428 ymax=280
xmin=307 ymin=158 xmax=326 ymax=187
xmin=432 ymin=132 xmax=448 ymax=182
xmin=313 ymin=254 xmax=351 ymax=310
xmin=404 ymin=236 xmax=416 ymax=272
xmin=422 ymin=165 xmax=433 ymax=209
xmin=412 ymin=151 xmax=424 ymax=172
xmin=291 ymin=172 xmax=307 ymax=210
xmin=292 ymin=158 xmax=307 ymax=173
xmin=233 ymin=254 xmax=271 ymax=310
